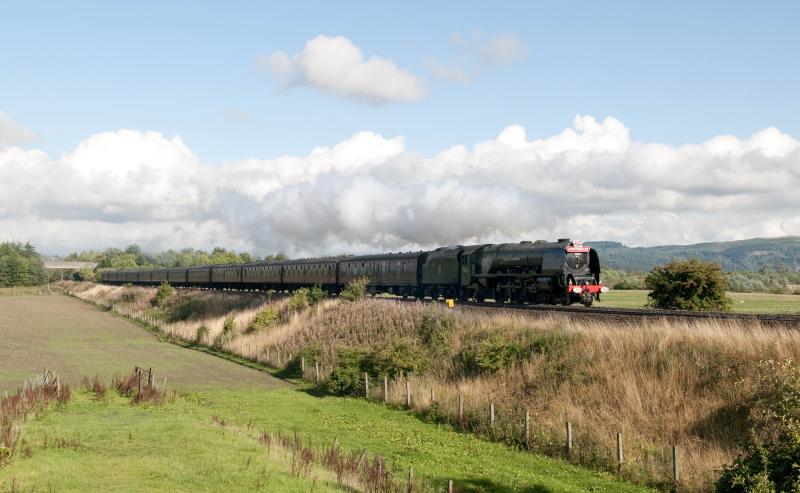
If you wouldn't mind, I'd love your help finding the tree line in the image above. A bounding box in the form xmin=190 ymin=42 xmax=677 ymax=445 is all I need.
xmin=604 ymin=266 xmax=800 ymax=295
xmin=0 ymin=242 xmax=47 ymax=287
xmin=67 ymin=245 xmax=286 ymax=270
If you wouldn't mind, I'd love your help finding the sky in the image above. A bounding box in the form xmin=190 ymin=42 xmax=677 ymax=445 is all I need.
xmin=1 ymin=1 xmax=799 ymax=256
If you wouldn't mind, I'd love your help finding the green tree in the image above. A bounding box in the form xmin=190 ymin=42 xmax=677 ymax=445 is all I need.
xmin=75 ymin=267 xmax=96 ymax=282
xmin=645 ymin=258 xmax=731 ymax=311
xmin=0 ymin=242 xmax=46 ymax=287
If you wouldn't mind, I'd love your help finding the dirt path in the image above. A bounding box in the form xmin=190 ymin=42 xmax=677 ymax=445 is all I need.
xmin=0 ymin=295 xmax=289 ymax=392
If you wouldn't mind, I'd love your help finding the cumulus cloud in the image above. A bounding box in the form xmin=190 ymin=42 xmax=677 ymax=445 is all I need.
xmin=260 ymin=35 xmax=427 ymax=104
xmin=1 ymin=116 xmax=799 ymax=256
xmin=426 ymin=30 xmax=528 ymax=83
xmin=0 ymin=111 xmax=36 ymax=147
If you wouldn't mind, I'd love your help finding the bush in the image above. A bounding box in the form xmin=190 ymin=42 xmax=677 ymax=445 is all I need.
xmin=308 ymin=285 xmax=326 ymax=305
xmin=75 ymin=267 xmax=96 ymax=282
xmin=283 ymin=346 xmax=323 ymax=378
xmin=365 ymin=338 xmax=428 ymax=379
xmin=248 ymin=307 xmax=281 ymax=332
xmin=716 ymin=359 xmax=800 ymax=492
xmin=645 ymin=258 xmax=732 ymax=311
xmin=459 ymin=333 xmax=526 ymax=375
xmin=287 ymin=288 xmax=310 ymax=312
xmin=170 ymin=297 xmax=206 ymax=321
xmin=341 ymin=277 xmax=368 ymax=301
xmin=195 ymin=325 xmax=209 ymax=344
xmin=222 ymin=316 xmax=236 ymax=334
xmin=152 ymin=282 xmax=175 ymax=307
xmin=417 ymin=306 xmax=455 ymax=356
xmin=327 ymin=348 xmax=368 ymax=396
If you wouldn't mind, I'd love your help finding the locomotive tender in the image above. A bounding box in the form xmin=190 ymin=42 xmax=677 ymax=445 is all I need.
xmin=100 ymin=239 xmax=607 ymax=306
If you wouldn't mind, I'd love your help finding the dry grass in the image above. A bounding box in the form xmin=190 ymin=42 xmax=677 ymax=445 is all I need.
xmin=1 ymin=371 xmax=72 ymax=462
xmin=73 ymin=284 xmax=800 ymax=491
xmin=228 ymin=300 xmax=800 ymax=491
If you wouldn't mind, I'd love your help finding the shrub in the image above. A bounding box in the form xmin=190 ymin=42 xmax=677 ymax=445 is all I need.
xmin=75 ymin=267 xmax=96 ymax=282
xmin=287 ymin=288 xmax=310 ymax=312
xmin=645 ymin=258 xmax=732 ymax=311
xmin=308 ymin=285 xmax=326 ymax=305
xmin=327 ymin=348 xmax=368 ymax=396
xmin=248 ymin=307 xmax=281 ymax=332
xmin=222 ymin=316 xmax=236 ymax=334
xmin=284 ymin=346 xmax=323 ymax=378
xmin=341 ymin=277 xmax=368 ymax=301
xmin=196 ymin=325 xmax=209 ymax=344
xmin=170 ymin=297 xmax=206 ymax=321
xmin=365 ymin=338 xmax=428 ymax=379
xmin=152 ymin=282 xmax=175 ymax=307
xmin=417 ymin=305 xmax=455 ymax=355
xmin=459 ymin=333 xmax=526 ymax=375
xmin=716 ymin=359 xmax=800 ymax=492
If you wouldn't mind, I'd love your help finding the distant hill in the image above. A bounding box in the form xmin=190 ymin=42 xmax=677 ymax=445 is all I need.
xmin=586 ymin=236 xmax=800 ymax=272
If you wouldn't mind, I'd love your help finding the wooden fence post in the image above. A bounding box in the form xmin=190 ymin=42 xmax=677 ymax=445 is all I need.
xmin=448 ymin=479 xmax=454 ymax=493
xmin=616 ymin=432 xmax=623 ymax=471
xmin=364 ymin=372 xmax=370 ymax=399
xmin=315 ymin=362 xmax=320 ymax=383
xmin=405 ymin=379 xmax=411 ymax=408
xmin=673 ymin=444 xmax=680 ymax=484
xmin=525 ymin=410 xmax=530 ymax=447
xmin=407 ymin=466 xmax=414 ymax=493
xmin=430 ymin=387 xmax=435 ymax=404
xmin=301 ymin=357 xmax=305 ymax=374
xmin=458 ymin=394 xmax=464 ymax=426
xmin=384 ymin=375 xmax=389 ymax=403
xmin=490 ymin=403 xmax=495 ymax=428
xmin=567 ymin=421 xmax=573 ymax=456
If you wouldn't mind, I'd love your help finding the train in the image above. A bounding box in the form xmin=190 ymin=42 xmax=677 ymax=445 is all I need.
xmin=100 ymin=239 xmax=608 ymax=306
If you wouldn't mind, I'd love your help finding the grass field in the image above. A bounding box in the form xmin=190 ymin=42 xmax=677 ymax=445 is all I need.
xmin=0 ymin=295 xmax=648 ymax=492
xmin=599 ymin=289 xmax=800 ymax=313
xmin=0 ymin=295 xmax=284 ymax=393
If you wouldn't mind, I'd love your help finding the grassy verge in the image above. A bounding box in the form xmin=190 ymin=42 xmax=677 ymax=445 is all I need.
xmin=1 ymin=385 xmax=650 ymax=493
xmin=1 ymin=390 xmax=344 ymax=492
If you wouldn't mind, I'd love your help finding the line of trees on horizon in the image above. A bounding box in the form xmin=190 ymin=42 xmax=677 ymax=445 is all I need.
xmin=66 ymin=245 xmax=288 ymax=271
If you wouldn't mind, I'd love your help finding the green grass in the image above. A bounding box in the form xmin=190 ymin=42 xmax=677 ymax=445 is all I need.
xmin=0 ymin=294 xmax=652 ymax=492
xmin=1 ymin=391 xmax=344 ymax=493
xmin=199 ymin=387 xmax=651 ymax=492
xmin=599 ymin=289 xmax=800 ymax=313
xmin=1 ymin=386 xmax=651 ymax=493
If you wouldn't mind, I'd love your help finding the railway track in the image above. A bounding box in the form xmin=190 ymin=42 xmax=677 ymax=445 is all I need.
xmin=384 ymin=296 xmax=800 ymax=327
xmin=119 ymin=283 xmax=800 ymax=327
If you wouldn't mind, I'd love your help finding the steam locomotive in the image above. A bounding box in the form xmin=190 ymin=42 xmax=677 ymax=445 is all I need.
xmin=100 ymin=239 xmax=607 ymax=306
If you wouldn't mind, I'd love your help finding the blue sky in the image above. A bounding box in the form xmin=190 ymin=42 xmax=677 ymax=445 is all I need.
xmin=3 ymin=1 xmax=798 ymax=163
xmin=1 ymin=1 xmax=799 ymax=254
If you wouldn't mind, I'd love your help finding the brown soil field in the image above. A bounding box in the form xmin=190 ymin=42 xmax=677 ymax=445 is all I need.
xmin=0 ymin=295 xmax=288 ymax=393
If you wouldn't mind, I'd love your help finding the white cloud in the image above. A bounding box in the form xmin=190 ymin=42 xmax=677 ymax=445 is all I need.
xmin=427 ymin=30 xmax=528 ymax=83
xmin=1 ymin=116 xmax=799 ymax=256
xmin=0 ymin=111 xmax=36 ymax=147
xmin=260 ymin=35 xmax=427 ymax=104
xmin=451 ymin=30 xmax=527 ymax=65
